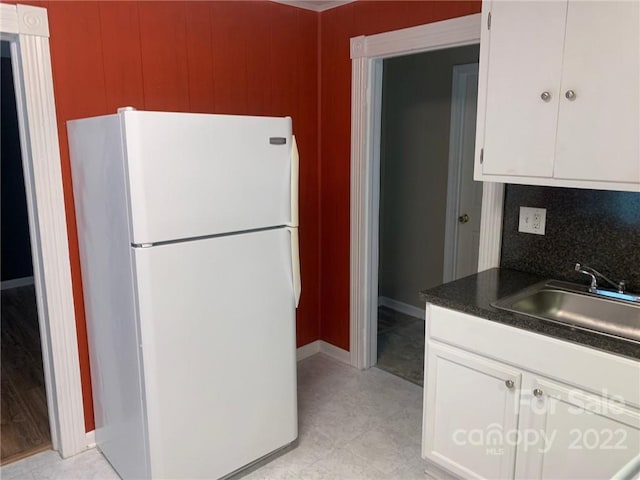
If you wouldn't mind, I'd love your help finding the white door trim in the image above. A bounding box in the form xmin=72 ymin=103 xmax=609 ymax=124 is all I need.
xmin=443 ymin=62 xmax=479 ymax=284
xmin=1 ymin=3 xmax=87 ymax=457
xmin=349 ymin=13 xmax=504 ymax=369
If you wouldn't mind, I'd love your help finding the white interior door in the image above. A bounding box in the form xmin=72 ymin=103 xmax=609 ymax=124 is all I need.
xmin=444 ymin=63 xmax=483 ymax=282
xmin=133 ymin=228 xmax=297 ymax=479
xmin=554 ymin=1 xmax=640 ymax=183
xmin=481 ymin=1 xmax=566 ymax=177
xmin=123 ymin=111 xmax=292 ymax=244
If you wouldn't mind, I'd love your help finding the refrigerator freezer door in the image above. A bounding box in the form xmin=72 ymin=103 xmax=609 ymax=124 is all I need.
xmin=122 ymin=111 xmax=292 ymax=244
xmin=133 ymin=228 xmax=298 ymax=479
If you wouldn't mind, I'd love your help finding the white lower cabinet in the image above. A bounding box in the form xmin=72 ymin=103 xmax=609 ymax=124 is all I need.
xmin=422 ymin=305 xmax=640 ymax=480
xmin=423 ymin=344 xmax=522 ymax=479
xmin=515 ymin=377 xmax=640 ymax=480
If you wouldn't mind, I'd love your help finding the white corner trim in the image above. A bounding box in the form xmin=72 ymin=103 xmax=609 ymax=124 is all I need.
xmin=2 ymin=3 xmax=87 ymax=458
xmin=86 ymin=430 xmax=96 ymax=449
xmin=349 ymin=13 xmax=501 ymax=371
xmin=296 ymin=340 xmax=351 ymax=365
xmin=16 ymin=4 xmax=49 ymax=37
xmin=350 ymin=36 xmax=365 ymax=59
xmin=378 ymin=296 xmax=425 ymax=321
xmin=477 ymin=182 xmax=504 ymax=271
xmin=1 ymin=276 xmax=35 ymax=290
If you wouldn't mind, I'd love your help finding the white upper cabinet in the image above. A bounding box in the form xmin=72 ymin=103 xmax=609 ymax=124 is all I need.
xmin=475 ymin=0 xmax=640 ymax=191
xmin=555 ymin=2 xmax=640 ymax=183
xmin=482 ymin=1 xmax=567 ymax=178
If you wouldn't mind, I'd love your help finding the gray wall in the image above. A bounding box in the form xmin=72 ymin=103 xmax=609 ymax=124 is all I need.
xmin=378 ymin=45 xmax=479 ymax=308
xmin=501 ymin=185 xmax=640 ymax=293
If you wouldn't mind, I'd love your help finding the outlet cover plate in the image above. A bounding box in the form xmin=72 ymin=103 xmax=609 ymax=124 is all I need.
xmin=519 ymin=207 xmax=546 ymax=235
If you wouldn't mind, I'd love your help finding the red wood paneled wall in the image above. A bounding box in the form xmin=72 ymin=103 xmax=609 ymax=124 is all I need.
xmin=318 ymin=1 xmax=481 ymax=350
xmin=4 ymin=0 xmax=480 ymax=433
xmin=6 ymin=0 xmax=319 ymax=432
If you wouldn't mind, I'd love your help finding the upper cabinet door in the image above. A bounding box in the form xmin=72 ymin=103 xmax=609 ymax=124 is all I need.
xmin=481 ymin=1 xmax=567 ymax=177
xmin=554 ymin=1 xmax=640 ymax=183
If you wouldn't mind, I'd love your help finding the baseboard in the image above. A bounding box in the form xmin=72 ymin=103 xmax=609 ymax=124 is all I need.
xmin=319 ymin=340 xmax=351 ymax=364
xmin=296 ymin=340 xmax=321 ymax=361
xmin=423 ymin=457 xmax=459 ymax=480
xmin=378 ymin=296 xmax=425 ymax=320
xmin=1 ymin=276 xmax=34 ymax=290
xmin=85 ymin=430 xmax=96 ymax=449
xmin=296 ymin=340 xmax=351 ymax=365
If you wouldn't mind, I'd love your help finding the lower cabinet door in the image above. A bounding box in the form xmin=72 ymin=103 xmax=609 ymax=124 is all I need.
xmin=515 ymin=376 xmax=640 ymax=479
xmin=423 ymin=343 xmax=522 ymax=479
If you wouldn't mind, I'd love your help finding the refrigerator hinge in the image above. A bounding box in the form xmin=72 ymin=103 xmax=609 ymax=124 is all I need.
xmin=488 ymin=12 xmax=491 ymax=30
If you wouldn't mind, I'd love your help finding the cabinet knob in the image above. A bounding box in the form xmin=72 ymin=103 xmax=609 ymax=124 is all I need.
xmin=540 ymin=91 xmax=551 ymax=102
xmin=458 ymin=213 xmax=470 ymax=224
xmin=505 ymin=379 xmax=515 ymax=389
xmin=565 ymin=90 xmax=576 ymax=101
xmin=533 ymin=388 xmax=544 ymax=398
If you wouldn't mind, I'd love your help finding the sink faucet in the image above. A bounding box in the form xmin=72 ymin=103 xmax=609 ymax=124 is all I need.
xmin=574 ymin=263 xmax=626 ymax=294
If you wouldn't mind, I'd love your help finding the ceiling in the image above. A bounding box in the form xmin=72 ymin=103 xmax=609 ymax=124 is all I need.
xmin=272 ymin=0 xmax=356 ymax=12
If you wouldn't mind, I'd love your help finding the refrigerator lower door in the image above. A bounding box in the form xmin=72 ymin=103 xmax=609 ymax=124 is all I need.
xmin=133 ymin=228 xmax=297 ymax=479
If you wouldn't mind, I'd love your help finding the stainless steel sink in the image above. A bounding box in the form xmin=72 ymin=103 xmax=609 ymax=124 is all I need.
xmin=493 ymin=281 xmax=640 ymax=343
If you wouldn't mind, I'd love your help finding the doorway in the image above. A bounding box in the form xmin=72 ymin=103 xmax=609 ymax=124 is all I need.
xmin=375 ymin=46 xmax=481 ymax=384
xmin=1 ymin=40 xmax=51 ymax=464
xmin=349 ymin=14 xmax=505 ymax=371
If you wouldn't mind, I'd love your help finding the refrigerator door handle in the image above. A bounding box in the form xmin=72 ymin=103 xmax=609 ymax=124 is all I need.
xmin=288 ymin=135 xmax=299 ymax=228
xmin=286 ymin=226 xmax=301 ymax=307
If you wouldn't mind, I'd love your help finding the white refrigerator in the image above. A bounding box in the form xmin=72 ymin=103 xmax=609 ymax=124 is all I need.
xmin=68 ymin=108 xmax=301 ymax=479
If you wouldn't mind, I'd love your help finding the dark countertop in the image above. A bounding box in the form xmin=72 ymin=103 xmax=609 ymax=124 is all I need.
xmin=420 ymin=268 xmax=640 ymax=361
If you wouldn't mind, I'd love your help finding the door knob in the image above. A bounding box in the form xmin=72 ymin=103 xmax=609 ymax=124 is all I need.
xmin=458 ymin=213 xmax=470 ymax=224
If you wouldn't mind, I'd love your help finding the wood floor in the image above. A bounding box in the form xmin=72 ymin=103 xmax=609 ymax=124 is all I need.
xmin=1 ymin=285 xmax=51 ymax=465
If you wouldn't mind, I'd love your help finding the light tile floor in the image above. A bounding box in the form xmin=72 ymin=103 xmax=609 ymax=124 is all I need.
xmin=376 ymin=307 xmax=425 ymax=386
xmin=1 ymin=354 xmax=435 ymax=480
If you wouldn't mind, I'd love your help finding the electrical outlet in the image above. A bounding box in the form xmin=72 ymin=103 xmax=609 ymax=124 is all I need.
xmin=519 ymin=207 xmax=546 ymax=235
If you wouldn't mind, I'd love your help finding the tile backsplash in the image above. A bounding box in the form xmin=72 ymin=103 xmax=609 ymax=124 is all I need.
xmin=500 ymin=185 xmax=640 ymax=292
